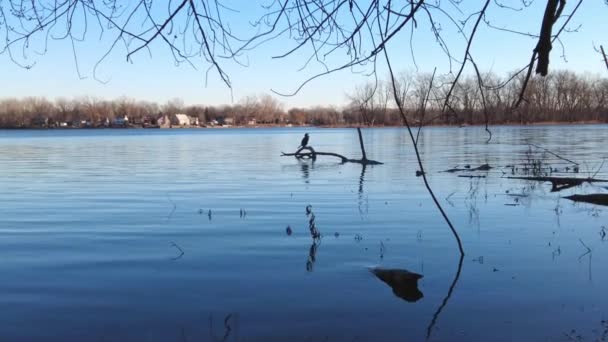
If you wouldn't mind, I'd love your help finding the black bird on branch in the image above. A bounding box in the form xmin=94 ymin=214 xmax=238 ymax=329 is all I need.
xmin=299 ymin=133 xmax=310 ymax=149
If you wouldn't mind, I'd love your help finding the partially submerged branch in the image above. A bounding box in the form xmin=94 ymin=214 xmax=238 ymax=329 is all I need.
xmin=506 ymin=176 xmax=608 ymax=192
xmin=565 ymin=194 xmax=608 ymax=206
xmin=281 ymin=147 xmax=382 ymax=165
xmin=442 ymin=164 xmax=492 ymax=173
xmin=281 ymin=128 xmax=383 ymax=165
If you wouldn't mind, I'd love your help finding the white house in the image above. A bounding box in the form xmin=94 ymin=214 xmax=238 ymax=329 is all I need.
xmin=172 ymin=114 xmax=190 ymax=126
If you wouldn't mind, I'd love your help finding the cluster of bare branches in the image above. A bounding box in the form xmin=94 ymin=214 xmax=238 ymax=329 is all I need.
xmin=0 ymin=0 xmax=239 ymax=84
xmin=243 ymin=1 xmax=589 ymax=109
xmin=1 ymin=1 xmax=597 ymax=113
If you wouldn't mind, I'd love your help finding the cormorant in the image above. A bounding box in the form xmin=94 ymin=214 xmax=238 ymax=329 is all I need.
xmin=299 ymin=133 xmax=310 ymax=148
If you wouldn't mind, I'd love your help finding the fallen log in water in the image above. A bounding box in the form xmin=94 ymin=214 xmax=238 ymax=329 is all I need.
xmin=281 ymin=128 xmax=383 ymax=165
xmin=564 ymin=194 xmax=608 ymax=206
xmin=281 ymin=146 xmax=383 ymax=165
xmin=506 ymin=176 xmax=608 ymax=192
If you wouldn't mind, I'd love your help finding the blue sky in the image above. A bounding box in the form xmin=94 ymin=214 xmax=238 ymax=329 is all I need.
xmin=1 ymin=1 xmax=606 ymax=108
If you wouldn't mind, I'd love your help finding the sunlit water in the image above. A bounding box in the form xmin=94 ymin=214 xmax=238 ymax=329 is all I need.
xmin=0 ymin=126 xmax=607 ymax=341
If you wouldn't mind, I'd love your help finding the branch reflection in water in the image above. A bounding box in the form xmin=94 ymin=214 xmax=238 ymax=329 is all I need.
xmin=370 ymin=267 xmax=424 ymax=303
xmin=208 ymin=313 xmax=239 ymax=342
xmin=358 ymin=164 xmax=369 ymax=217
xmin=426 ymin=254 xmax=464 ymax=341
xmin=306 ymin=241 xmax=320 ymax=272
xmin=305 ymin=205 xmax=322 ymax=272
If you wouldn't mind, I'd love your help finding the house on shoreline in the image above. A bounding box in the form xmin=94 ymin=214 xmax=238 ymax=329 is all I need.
xmin=157 ymin=113 xmax=200 ymax=128
xmin=111 ymin=115 xmax=129 ymax=127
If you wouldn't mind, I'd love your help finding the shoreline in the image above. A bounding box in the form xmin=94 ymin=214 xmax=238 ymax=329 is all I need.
xmin=1 ymin=120 xmax=607 ymax=130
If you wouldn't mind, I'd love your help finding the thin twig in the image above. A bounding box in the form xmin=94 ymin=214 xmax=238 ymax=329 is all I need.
xmin=167 ymin=194 xmax=177 ymax=220
xmin=170 ymin=241 xmax=185 ymax=260
xmin=601 ymin=45 xmax=608 ymax=71
xmin=578 ymin=238 xmax=591 ymax=261
xmin=383 ymin=44 xmax=464 ymax=256
xmin=526 ymin=142 xmax=579 ymax=166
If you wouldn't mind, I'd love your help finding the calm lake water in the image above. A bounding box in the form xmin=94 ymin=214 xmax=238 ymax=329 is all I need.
xmin=1 ymin=126 xmax=607 ymax=341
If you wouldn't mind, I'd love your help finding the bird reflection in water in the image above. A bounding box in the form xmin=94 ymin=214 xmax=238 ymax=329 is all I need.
xmin=300 ymin=161 xmax=311 ymax=184
xmin=370 ymin=267 xmax=424 ymax=302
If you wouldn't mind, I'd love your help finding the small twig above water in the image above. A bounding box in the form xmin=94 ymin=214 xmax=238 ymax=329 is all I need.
xmin=578 ymin=238 xmax=592 ymax=260
xmin=167 ymin=194 xmax=177 ymax=220
xmin=208 ymin=313 xmax=237 ymax=342
xmin=591 ymin=158 xmax=606 ymax=179
xmin=526 ymin=142 xmax=579 ymax=166
xmin=552 ymin=246 xmax=562 ymax=259
xmin=222 ymin=314 xmax=233 ymax=341
xmin=601 ymin=45 xmax=608 ymax=71
xmin=170 ymin=241 xmax=185 ymax=261
xmin=445 ymin=192 xmax=456 ymax=207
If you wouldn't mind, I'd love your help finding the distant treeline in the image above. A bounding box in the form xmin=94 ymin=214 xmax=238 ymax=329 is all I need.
xmin=347 ymin=69 xmax=608 ymax=126
xmin=1 ymin=70 xmax=607 ymax=128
